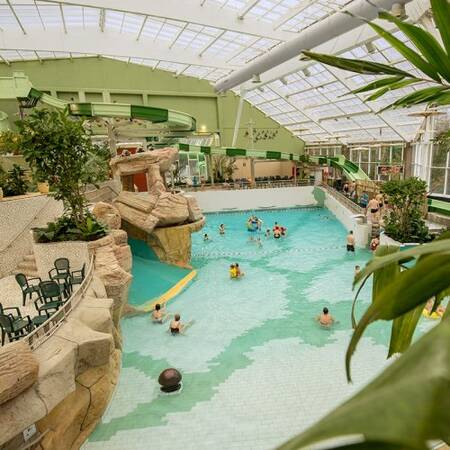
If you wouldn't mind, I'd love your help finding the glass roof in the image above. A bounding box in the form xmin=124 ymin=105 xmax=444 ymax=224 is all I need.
xmin=0 ymin=0 xmax=431 ymax=144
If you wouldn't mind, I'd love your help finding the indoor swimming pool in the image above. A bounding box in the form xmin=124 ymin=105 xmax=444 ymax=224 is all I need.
xmin=84 ymin=207 xmax=432 ymax=450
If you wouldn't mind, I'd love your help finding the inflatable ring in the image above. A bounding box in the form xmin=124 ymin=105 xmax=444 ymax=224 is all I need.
xmin=422 ymin=309 xmax=442 ymax=320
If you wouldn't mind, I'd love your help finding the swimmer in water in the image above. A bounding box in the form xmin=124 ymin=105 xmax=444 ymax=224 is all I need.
xmin=169 ymin=314 xmax=183 ymax=334
xmin=219 ymin=224 xmax=225 ymax=235
xmin=354 ymin=265 xmax=361 ymax=278
xmin=235 ymin=263 xmax=245 ymax=277
xmin=204 ymin=233 xmax=210 ymax=241
xmin=265 ymin=229 xmax=271 ymax=238
xmin=346 ymin=231 xmax=355 ymax=253
xmin=152 ymin=303 xmax=170 ymax=323
xmin=317 ymin=307 xmax=335 ymax=326
xmin=230 ymin=264 xmax=237 ymax=278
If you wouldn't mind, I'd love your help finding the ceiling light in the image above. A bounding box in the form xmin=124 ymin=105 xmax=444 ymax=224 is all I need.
xmin=391 ymin=3 xmax=407 ymax=19
xmin=365 ymin=42 xmax=376 ymax=54
xmin=251 ymin=74 xmax=261 ymax=83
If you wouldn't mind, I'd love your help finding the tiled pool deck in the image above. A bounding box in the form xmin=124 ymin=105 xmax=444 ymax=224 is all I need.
xmin=83 ymin=208 xmax=434 ymax=450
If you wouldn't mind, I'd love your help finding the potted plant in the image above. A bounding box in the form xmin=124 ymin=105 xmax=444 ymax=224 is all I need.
xmin=381 ymin=177 xmax=430 ymax=244
xmin=17 ymin=108 xmax=110 ymax=242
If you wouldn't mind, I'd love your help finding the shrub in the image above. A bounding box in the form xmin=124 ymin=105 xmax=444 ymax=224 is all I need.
xmin=0 ymin=130 xmax=23 ymax=155
xmin=34 ymin=214 xmax=107 ymax=243
xmin=17 ymin=109 xmax=109 ymax=225
xmin=2 ymin=164 xmax=28 ymax=197
xmin=382 ymin=177 xmax=429 ymax=243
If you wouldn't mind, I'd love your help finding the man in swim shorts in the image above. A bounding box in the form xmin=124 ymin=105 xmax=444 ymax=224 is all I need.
xmin=346 ymin=231 xmax=355 ymax=252
xmin=170 ymin=314 xmax=183 ymax=334
xmin=317 ymin=307 xmax=335 ymax=326
xmin=367 ymin=197 xmax=379 ymax=222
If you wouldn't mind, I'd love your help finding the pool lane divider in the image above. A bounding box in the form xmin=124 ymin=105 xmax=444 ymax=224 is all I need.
xmin=140 ymin=270 xmax=197 ymax=312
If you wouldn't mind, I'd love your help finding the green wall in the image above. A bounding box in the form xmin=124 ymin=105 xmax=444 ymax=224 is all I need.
xmin=0 ymin=57 xmax=304 ymax=154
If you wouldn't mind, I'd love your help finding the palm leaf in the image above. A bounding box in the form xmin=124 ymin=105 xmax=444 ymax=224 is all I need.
xmin=379 ymin=11 xmax=450 ymax=83
xmin=430 ymin=0 xmax=450 ymax=56
xmin=278 ymin=320 xmax=450 ymax=450
xmin=380 ymin=87 xmax=450 ymax=111
xmin=350 ymin=76 xmax=404 ymax=94
xmin=366 ymin=79 xmax=423 ymax=102
xmin=347 ymin=253 xmax=450 ymax=380
xmin=302 ymin=51 xmax=413 ymax=77
xmin=369 ymin=21 xmax=441 ymax=83
xmin=388 ymin=304 xmax=424 ymax=357
xmin=434 ymin=91 xmax=450 ymax=106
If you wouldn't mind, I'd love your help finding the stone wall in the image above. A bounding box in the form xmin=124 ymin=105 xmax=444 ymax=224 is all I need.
xmin=0 ymin=195 xmax=63 ymax=278
xmin=0 ymin=231 xmax=132 ymax=450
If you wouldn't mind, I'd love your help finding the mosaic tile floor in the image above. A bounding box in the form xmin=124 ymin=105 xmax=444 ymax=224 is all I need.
xmin=83 ymin=207 xmax=434 ymax=450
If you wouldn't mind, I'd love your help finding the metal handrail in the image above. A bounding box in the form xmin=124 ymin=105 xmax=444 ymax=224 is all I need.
xmin=23 ymin=256 xmax=95 ymax=351
xmin=320 ymin=183 xmax=366 ymax=217
xmin=184 ymin=179 xmax=313 ymax=192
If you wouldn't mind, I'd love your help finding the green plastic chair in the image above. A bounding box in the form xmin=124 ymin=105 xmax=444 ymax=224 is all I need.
xmin=0 ymin=303 xmax=22 ymax=323
xmin=0 ymin=313 xmax=33 ymax=346
xmin=70 ymin=263 xmax=86 ymax=287
xmin=49 ymin=258 xmax=72 ymax=295
xmin=35 ymin=281 xmax=65 ymax=316
xmin=15 ymin=273 xmax=42 ymax=306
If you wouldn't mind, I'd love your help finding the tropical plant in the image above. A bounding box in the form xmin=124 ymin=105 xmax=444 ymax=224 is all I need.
xmin=302 ymin=0 xmax=450 ymax=111
xmin=212 ymin=155 xmax=237 ymax=181
xmin=0 ymin=129 xmax=23 ymax=155
xmin=17 ymin=109 xmax=109 ymax=225
xmin=2 ymin=164 xmax=28 ymax=197
xmin=381 ymin=177 xmax=429 ymax=243
xmin=280 ymin=238 xmax=450 ymax=449
xmin=34 ymin=213 xmax=107 ymax=243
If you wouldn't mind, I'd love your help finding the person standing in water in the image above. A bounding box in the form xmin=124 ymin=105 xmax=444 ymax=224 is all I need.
xmin=346 ymin=231 xmax=355 ymax=253
xmin=317 ymin=307 xmax=335 ymax=326
xmin=170 ymin=314 xmax=183 ymax=334
xmin=219 ymin=224 xmax=225 ymax=235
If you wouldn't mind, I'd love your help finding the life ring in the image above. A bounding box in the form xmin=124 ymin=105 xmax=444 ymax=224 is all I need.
xmin=422 ymin=309 xmax=442 ymax=320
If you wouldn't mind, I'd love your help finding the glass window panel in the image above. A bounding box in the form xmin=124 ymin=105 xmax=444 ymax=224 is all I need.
xmin=380 ymin=146 xmax=390 ymax=163
xmin=447 ymin=170 xmax=450 ymax=196
xmin=432 ymin=144 xmax=448 ymax=167
xmin=430 ymin=168 xmax=445 ymax=194
xmin=391 ymin=145 xmax=403 ymax=163
xmin=360 ymin=149 xmax=369 ymax=163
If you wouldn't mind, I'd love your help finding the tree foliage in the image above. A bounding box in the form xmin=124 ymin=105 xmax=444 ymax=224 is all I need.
xmin=302 ymin=0 xmax=450 ymax=111
xmin=17 ymin=109 xmax=109 ymax=224
xmin=1 ymin=164 xmax=28 ymax=196
xmin=381 ymin=177 xmax=429 ymax=243
xmin=0 ymin=129 xmax=23 ymax=155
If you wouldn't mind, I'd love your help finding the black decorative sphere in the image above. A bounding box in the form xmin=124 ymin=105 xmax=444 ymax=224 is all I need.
xmin=158 ymin=368 xmax=182 ymax=393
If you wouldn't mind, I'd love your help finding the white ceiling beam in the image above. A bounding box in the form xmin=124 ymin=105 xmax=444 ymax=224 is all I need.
xmin=42 ymin=0 xmax=295 ymax=41
xmin=237 ymin=0 xmax=258 ymax=20
xmin=0 ymin=29 xmax=242 ymax=71
xmin=99 ymin=8 xmax=105 ymax=32
xmin=198 ymin=30 xmax=226 ymax=57
xmin=59 ymin=3 xmax=68 ymax=34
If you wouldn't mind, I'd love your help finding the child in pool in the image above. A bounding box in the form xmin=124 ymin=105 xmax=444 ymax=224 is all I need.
xmin=219 ymin=224 xmax=225 ymax=235
xmin=317 ymin=307 xmax=335 ymax=326
xmin=170 ymin=314 xmax=183 ymax=334
xmin=265 ymin=229 xmax=271 ymax=238
xmin=235 ymin=263 xmax=245 ymax=277
xmin=204 ymin=233 xmax=210 ymax=241
xmin=230 ymin=264 xmax=237 ymax=278
xmin=152 ymin=303 xmax=170 ymax=323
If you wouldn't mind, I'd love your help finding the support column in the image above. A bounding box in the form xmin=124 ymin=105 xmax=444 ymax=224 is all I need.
xmin=250 ymin=158 xmax=255 ymax=185
xmin=232 ymin=87 xmax=246 ymax=147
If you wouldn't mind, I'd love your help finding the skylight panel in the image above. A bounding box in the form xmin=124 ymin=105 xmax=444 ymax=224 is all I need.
xmin=203 ymin=68 xmax=232 ymax=82
xmin=141 ymin=18 xmax=183 ymax=42
xmin=9 ymin=4 xmax=42 ymax=29
xmin=62 ymin=5 xmax=83 ymax=28
xmin=157 ymin=61 xmax=187 ymax=73
xmin=183 ymin=65 xmax=215 ymax=78
xmin=35 ymin=3 xmax=63 ymax=28
xmin=0 ymin=5 xmax=17 ymax=28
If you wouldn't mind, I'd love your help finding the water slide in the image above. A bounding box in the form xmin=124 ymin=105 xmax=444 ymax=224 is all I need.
xmin=309 ymin=155 xmax=371 ymax=182
xmin=0 ymin=72 xmax=196 ymax=133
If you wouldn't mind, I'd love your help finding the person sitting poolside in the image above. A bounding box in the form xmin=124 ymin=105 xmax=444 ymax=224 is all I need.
xmin=170 ymin=314 xmax=183 ymax=334
xmin=219 ymin=224 xmax=225 ymax=235
xmin=152 ymin=303 xmax=170 ymax=323
xmin=317 ymin=307 xmax=335 ymax=326
xmin=230 ymin=264 xmax=237 ymax=278
xmin=370 ymin=236 xmax=380 ymax=252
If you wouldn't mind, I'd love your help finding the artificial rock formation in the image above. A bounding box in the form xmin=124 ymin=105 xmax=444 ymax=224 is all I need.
xmin=0 ymin=341 xmax=39 ymax=405
xmin=110 ymin=147 xmax=204 ymax=267
xmin=92 ymin=202 xmax=121 ymax=230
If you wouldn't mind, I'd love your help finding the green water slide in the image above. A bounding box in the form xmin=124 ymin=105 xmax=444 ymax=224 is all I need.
xmin=428 ymin=198 xmax=450 ymax=217
xmin=0 ymin=72 xmax=196 ymax=133
xmin=176 ymin=143 xmax=306 ymax=162
xmin=309 ymin=154 xmax=371 ymax=181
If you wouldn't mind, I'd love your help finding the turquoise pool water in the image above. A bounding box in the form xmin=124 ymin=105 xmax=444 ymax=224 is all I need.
xmin=84 ymin=207 xmax=433 ymax=450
